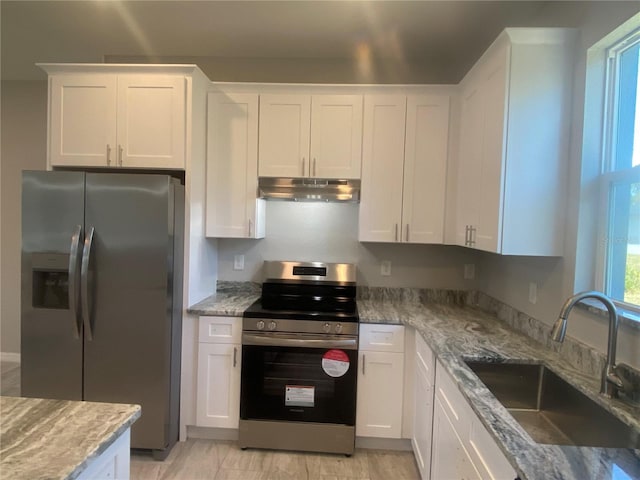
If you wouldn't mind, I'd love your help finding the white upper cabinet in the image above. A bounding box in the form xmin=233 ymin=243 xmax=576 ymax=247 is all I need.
xmin=310 ymin=95 xmax=363 ymax=179
xmin=258 ymin=94 xmax=311 ymax=177
xmin=49 ymin=74 xmax=118 ymax=168
xmin=206 ymin=93 xmax=265 ymax=239
xmin=453 ymin=28 xmax=574 ymax=255
xmin=49 ymin=74 xmax=186 ymax=170
xmin=359 ymin=94 xmax=450 ymax=244
xmin=44 ymin=66 xmax=189 ymax=170
xmin=116 ymin=75 xmax=186 ymax=169
xmin=258 ymin=94 xmax=363 ymax=179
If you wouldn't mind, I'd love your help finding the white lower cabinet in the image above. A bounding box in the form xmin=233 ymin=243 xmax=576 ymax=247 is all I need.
xmin=196 ymin=316 xmax=242 ymax=428
xmin=431 ymin=396 xmax=481 ymax=480
xmin=356 ymin=324 xmax=405 ymax=438
xmin=412 ymin=334 xmax=435 ymax=480
xmin=431 ymin=359 xmax=518 ymax=480
xmin=77 ymin=428 xmax=131 ymax=480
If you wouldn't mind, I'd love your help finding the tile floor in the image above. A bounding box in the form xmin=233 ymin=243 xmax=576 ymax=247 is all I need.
xmin=1 ymin=361 xmax=420 ymax=479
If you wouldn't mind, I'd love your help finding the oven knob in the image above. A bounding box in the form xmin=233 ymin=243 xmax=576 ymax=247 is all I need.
xmin=268 ymin=321 xmax=277 ymax=331
xmin=256 ymin=320 xmax=265 ymax=330
xmin=323 ymin=323 xmax=331 ymax=333
xmin=335 ymin=323 xmax=343 ymax=334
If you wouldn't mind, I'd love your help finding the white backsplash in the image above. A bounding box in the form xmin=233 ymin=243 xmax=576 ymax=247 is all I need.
xmin=217 ymin=201 xmax=480 ymax=288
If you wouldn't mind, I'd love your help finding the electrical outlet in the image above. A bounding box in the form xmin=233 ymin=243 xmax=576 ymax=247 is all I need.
xmin=529 ymin=282 xmax=537 ymax=304
xmin=233 ymin=255 xmax=245 ymax=271
xmin=464 ymin=264 xmax=475 ymax=280
xmin=381 ymin=260 xmax=392 ymax=276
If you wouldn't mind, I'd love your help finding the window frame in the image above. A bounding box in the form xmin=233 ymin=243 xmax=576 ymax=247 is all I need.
xmin=596 ymin=27 xmax=640 ymax=314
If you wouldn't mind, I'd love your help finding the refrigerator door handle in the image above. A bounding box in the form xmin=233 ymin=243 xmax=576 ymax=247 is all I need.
xmin=81 ymin=226 xmax=95 ymax=341
xmin=68 ymin=225 xmax=83 ymax=339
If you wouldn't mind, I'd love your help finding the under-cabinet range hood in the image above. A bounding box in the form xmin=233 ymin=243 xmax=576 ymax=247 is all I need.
xmin=258 ymin=177 xmax=360 ymax=202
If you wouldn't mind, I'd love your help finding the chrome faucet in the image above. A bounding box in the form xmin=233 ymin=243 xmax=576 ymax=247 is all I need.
xmin=552 ymin=291 xmax=624 ymax=398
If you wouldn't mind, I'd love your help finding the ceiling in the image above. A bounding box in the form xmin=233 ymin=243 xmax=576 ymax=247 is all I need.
xmin=0 ymin=1 xmax=623 ymax=83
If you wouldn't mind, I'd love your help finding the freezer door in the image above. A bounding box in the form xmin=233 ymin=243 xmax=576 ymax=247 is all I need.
xmin=82 ymin=173 xmax=177 ymax=450
xmin=21 ymin=171 xmax=85 ymax=400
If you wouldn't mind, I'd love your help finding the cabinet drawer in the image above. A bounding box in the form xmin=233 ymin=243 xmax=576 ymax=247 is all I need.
xmin=359 ymin=324 xmax=405 ymax=352
xmin=198 ymin=316 xmax=242 ymax=344
xmin=415 ymin=333 xmax=435 ymax=385
xmin=435 ymin=360 xmax=470 ymax=435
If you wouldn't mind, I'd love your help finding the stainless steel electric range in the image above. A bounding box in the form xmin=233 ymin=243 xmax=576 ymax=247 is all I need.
xmin=239 ymin=261 xmax=359 ymax=455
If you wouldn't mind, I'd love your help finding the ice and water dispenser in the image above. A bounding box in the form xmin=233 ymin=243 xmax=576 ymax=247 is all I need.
xmin=30 ymin=252 xmax=70 ymax=310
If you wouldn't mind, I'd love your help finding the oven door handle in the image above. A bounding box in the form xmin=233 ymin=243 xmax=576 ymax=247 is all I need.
xmin=242 ymin=333 xmax=358 ymax=350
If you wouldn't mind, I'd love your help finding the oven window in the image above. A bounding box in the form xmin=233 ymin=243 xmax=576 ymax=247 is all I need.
xmin=241 ymin=345 xmax=357 ymax=425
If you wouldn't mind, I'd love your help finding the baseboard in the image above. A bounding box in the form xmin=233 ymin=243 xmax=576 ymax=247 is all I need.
xmin=0 ymin=352 xmax=20 ymax=363
xmin=355 ymin=436 xmax=412 ymax=451
xmin=186 ymin=425 xmax=239 ymax=441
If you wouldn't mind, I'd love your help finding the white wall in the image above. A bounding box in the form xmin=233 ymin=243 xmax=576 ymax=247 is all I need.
xmin=0 ymin=80 xmax=48 ymax=355
xmin=479 ymin=4 xmax=640 ymax=369
xmin=217 ymin=202 xmax=480 ymax=289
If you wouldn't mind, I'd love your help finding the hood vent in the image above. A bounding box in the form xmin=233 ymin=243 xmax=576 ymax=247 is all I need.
xmin=258 ymin=177 xmax=360 ymax=203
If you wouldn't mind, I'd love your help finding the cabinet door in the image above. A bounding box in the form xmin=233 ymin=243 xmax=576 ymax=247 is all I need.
xmin=258 ymin=94 xmax=311 ymax=177
xmin=412 ymin=359 xmax=434 ymax=480
xmin=116 ymin=75 xmax=186 ymax=169
xmin=310 ymin=95 xmax=363 ymax=179
xmin=49 ymin=74 xmax=117 ymax=167
xmin=431 ymin=397 xmax=481 ymax=480
xmin=455 ymin=83 xmax=483 ymax=247
xmin=402 ymin=95 xmax=450 ymax=244
xmin=356 ymin=350 xmax=404 ymax=438
xmin=476 ymin=49 xmax=509 ymax=253
xmin=206 ymin=93 xmax=264 ymax=238
xmin=359 ymin=95 xmax=406 ymax=242
xmin=196 ymin=343 xmax=241 ymax=428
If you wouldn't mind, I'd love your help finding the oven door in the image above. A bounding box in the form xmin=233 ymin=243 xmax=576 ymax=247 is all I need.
xmin=241 ymin=332 xmax=358 ymax=425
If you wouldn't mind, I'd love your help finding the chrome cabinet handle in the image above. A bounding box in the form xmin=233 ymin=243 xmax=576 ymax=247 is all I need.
xmin=464 ymin=225 xmax=470 ymax=246
xmin=406 ymin=224 xmax=410 ymax=242
xmin=313 ymin=158 xmax=317 ymax=177
xmin=233 ymin=347 xmax=237 ymax=368
xmin=302 ymin=157 xmax=306 ymax=176
xmin=68 ymin=225 xmax=83 ymax=339
xmin=395 ymin=224 xmax=398 ymax=242
xmin=106 ymin=144 xmax=112 ymax=166
xmin=81 ymin=226 xmax=95 ymax=341
xmin=248 ymin=219 xmax=252 ymax=237
xmin=469 ymin=226 xmax=476 ymax=246
xmin=118 ymin=145 xmax=123 ymax=166
xmin=362 ymin=354 xmax=366 ymax=375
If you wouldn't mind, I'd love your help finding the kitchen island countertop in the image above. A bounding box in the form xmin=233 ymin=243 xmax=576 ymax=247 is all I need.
xmin=0 ymin=396 xmax=140 ymax=480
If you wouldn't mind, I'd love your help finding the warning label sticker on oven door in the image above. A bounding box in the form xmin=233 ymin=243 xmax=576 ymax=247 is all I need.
xmin=285 ymin=386 xmax=315 ymax=407
xmin=322 ymin=349 xmax=350 ymax=377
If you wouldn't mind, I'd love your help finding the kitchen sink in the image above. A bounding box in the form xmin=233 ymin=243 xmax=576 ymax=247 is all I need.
xmin=465 ymin=361 xmax=640 ymax=449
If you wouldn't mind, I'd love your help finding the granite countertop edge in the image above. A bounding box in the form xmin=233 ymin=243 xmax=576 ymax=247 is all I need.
xmin=0 ymin=397 xmax=141 ymax=480
xmin=358 ymin=299 xmax=640 ymax=480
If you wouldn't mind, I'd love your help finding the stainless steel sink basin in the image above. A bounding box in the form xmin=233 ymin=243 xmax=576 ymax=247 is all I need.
xmin=465 ymin=361 xmax=640 ymax=449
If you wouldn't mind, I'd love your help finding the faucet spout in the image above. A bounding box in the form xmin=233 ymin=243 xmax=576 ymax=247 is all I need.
xmin=552 ymin=291 xmax=623 ymax=398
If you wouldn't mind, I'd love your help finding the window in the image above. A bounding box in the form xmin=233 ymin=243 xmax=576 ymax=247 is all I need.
xmin=600 ymin=28 xmax=640 ymax=309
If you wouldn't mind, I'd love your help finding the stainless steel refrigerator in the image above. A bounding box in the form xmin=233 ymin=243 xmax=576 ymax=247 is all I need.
xmin=21 ymin=171 xmax=184 ymax=459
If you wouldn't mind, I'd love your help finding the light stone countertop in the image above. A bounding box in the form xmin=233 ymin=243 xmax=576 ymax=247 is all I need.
xmin=188 ymin=286 xmax=640 ymax=480
xmin=187 ymin=282 xmax=260 ymax=316
xmin=358 ymin=299 xmax=640 ymax=480
xmin=0 ymin=396 xmax=141 ymax=480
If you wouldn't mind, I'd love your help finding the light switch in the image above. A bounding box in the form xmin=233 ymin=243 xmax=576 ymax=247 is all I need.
xmin=234 ymin=255 xmax=245 ymax=271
